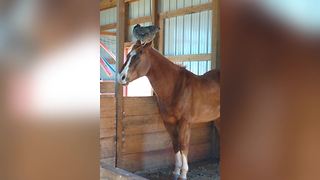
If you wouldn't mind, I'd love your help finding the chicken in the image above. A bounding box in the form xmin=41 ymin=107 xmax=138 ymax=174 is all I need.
xmin=133 ymin=24 xmax=160 ymax=44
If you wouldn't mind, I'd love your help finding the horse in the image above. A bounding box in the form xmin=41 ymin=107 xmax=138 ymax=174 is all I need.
xmin=117 ymin=40 xmax=220 ymax=180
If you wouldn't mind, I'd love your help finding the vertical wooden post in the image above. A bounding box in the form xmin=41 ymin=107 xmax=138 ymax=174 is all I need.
xmin=212 ymin=0 xmax=220 ymax=70
xmin=151 ymin=0 xmax=159 ymax=49
xmin=212 ymin=0 xmax=220 ymax=160
xmin=124 ymin=3 xmax=129 ymax=42
xmin=115 ymin=0 xmax=126 ymax=168
xmin=158 ymin=18 xmax=164 ymax=54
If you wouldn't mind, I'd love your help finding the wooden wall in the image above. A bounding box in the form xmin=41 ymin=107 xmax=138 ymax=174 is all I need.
xmin=100 ymin=81 xmax=116 ymax=167
xmin=117 ymin=96 xmax=215 ymax=172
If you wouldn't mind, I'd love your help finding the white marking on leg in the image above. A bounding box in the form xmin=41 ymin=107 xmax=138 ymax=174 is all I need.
xmin=180 ymin=152 xmax=189 ymax=179
xmin=173 ymin=151 xmax=182 ymax=175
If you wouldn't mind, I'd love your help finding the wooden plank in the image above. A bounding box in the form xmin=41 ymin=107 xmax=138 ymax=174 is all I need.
xmin=100 ymin=0 xmax=140 ymax=11
xmin=124 ymin=3 xmax=129 ymax=42
xmin=100 ymin=116 xmax=115 ymax=129
xmin=123 ymin=97 xmax=159 ymax=116
xmin=115 ymin=0 xmax=126 ymax=167
xmin=100 ymin=81 xmax=115 ymax=93
xmin=212 ymin=0 xmax=219 ymax=69
xmin=100 ymin=0 xmax=116 ymax=11
xmin=158 ymin=18 xmax=164 ymax=54
xmin=151 ymin=0 xmax=159 ymax=49
xmin=123 ymin=115 xmax=212 ymax=135
xmin=118 ymin=143 xmax=212 ymax=171
xmin=101 ymin=137 xmax=116 ymax=159
xmin=100 ymin=23 xmax=117 ymax=31
xmin=100 ymin=96 xmax=115 ymax=118
xmin=100 ymin=31 xmax=117 ymax=36
xmin=159 ymin=2 xmax=212 ymax=19
xmin=128 ymin=16 xmax=152 ymax=26
xmin=100 ymin=127 xmax=116 ymax=139
xmin=166 ymin=54 xmax=212 ymax=62
xmin=121 ymin=125 xmax=212 ymax=154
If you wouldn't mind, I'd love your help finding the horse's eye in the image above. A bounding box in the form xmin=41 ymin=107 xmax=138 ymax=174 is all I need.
xmin=132 ymin=54 xmax=139 ymax=60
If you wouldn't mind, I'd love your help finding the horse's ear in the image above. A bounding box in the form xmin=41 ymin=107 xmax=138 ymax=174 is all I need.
xmin=143 ymin=41 xmax=152 ymax=48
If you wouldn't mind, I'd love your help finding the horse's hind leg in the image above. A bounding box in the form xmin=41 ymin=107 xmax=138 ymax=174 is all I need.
xmin=163 ymin=122 xmax=181 ymax=179
xmin=178 ymin=120 xmax=191 ymax=180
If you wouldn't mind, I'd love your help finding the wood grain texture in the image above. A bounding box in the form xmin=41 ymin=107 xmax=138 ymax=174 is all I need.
xmin=159 ymin=2 xmax=212 ymax=19
xmin=115 ymin=0 xmax=126 ymax=167
xmin=100 ymin=81 xmax=115 ymax=93
xmin=101 ymin=137 xmax=116 ymax=159
xmin=166 ymin=54 xmax=212 ymax=62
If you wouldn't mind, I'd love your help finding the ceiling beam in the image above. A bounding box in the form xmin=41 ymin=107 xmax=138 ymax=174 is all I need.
xmin=100 ymin=0 xmax=139 ymax=11
xmin=100 ymin=23 xmax=117 ymax=31
xmin=159 ymin=2 xmax=213 ymax=19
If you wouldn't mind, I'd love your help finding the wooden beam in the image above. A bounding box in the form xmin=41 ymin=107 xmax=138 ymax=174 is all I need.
xmin=124 ymin=0 xmax=139 ymax=3
xmin=158 ymin=18 xmax=164 ymax=54
xmin=100 ymin=0 xmax=139 ymax=11
xmin=100 ymin=0 xmax=116 ymax=11
xmin=100 ymin=31 xmax=117 ymax=36
xmin=100 ymin=23 xmax=117 ymax=31
xmin=115 ymin=0 xmax=126 ymax=168
xmin=124 ymin=3 xmax=129 ymax=42
xmin=212 ymin=0 xmax=220 ymax=69
xmin=166 ymin=54 xmax=212 ymax=62
xmin=128 ymin=16 xmax=152 ymax=26
xmin=159 ymin=2 xmax=212 ymax=19
xmin=102 ymin=17 xmax=152 ymax=31
xmin=151 ymin=0 xmax=159 ymax=49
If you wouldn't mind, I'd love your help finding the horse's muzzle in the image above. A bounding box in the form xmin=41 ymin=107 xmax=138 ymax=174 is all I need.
xmin=117 ymin=73 xmax=129 ymax=85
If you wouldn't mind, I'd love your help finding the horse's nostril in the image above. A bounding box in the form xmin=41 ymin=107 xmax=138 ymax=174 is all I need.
xmin=121 ymin=75 xmax=126 ymax=81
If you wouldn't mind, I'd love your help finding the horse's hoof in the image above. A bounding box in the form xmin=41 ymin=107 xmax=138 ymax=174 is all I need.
xmin=178 ymin=177 xmax=187 ymax=180
xmin=172 ymin=174 xmax=180 ymax=180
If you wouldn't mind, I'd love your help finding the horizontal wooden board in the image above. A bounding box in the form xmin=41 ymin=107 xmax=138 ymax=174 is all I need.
xmin=123 ymin=97 xmax=159 ymax=116
xmin=129 ymin=16 xmax=152 ymax=25
xmin=123 ymin=115 xmax=213 ymax=135
xmin=100 ymin=23 xmax=117 ymax=31
xmin=100 ymin=0 xmax=139 ymax=11
xmin=100 ymin=117 xmax=115 ymax=129
xmin=100 ymin=81 xmax=115 ymax=93
xmin=123 ymin=114 xmax=163 ymax=135
xmin=101 ymin=137 xmax=116 ymax=159
xmin=100 ymin=96 xmax=115 ymax=118
xmin=100 ymin=31 xmax=117 ymax=36
xmin=118 ymin=143 xmax=212 ymax=171
xmin=167 ymin=54 xmax=212 ymax=62
xmin=121 ymin=124 xmax=212 ymax=155
xmin=159 ymin=2 xmax=213 ymax=19
xmin=100 ymin=128 xmax=116 ymax=139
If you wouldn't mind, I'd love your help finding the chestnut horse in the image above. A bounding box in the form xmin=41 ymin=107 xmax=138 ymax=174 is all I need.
xmin=118 ymin=40 xmax=220 ymax=180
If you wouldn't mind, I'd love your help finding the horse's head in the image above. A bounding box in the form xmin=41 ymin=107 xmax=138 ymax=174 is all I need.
xmin=118 ymin=40 xmax=152 ymax=85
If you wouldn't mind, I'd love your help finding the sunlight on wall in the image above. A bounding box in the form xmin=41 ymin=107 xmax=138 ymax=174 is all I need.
xmin=127 ymin=76 xmax=152 ymax=97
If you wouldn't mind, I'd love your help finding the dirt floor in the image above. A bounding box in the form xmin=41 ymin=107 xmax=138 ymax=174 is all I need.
xmin=135 ymin=159 xmax=220 ymax=180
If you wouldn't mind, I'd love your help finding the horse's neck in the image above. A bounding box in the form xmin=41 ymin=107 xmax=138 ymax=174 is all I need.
xmin=146 ymin=49 xmax=181 ymax=104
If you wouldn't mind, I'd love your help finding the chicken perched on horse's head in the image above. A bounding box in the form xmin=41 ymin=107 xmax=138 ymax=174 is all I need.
xmin=133 ymin=24 xmax=160 ymax=44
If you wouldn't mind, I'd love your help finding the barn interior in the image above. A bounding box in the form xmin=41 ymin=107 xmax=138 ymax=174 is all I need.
xmin=100 ymin=0 xmax=220 ymax=179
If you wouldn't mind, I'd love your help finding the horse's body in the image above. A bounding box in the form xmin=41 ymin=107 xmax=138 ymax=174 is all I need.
xmin=118 ymin=41 xmax=220 ymax=180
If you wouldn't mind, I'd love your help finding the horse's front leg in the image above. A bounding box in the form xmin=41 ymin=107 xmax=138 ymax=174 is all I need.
xmin=178 ymin=120 xmax=191 ymax=180
xmin=163 ymin=121 xmax=181 ymax=179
